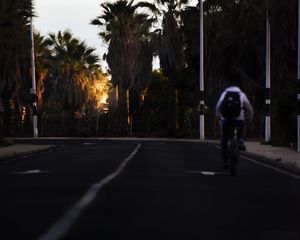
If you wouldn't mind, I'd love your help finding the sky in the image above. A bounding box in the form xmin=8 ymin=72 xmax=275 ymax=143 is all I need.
xmin=34 ymin=0 xmax=198 ymax=71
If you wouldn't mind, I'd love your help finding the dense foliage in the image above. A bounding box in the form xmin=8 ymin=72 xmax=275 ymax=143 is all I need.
xmin=197 ymin=0 xmax=298 ymax=144
xmin=0 ymin=8 xmax=110 ymax=137
xmin=0 ymin=0 xmax=298 ymax=144
xmin=91 ymin=0 xmax=156 ymax=134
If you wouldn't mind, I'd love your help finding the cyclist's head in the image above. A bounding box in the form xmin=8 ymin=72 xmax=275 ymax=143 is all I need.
xmin=226 ymin=67 xmax=241 ymax=87
xmin=228 ymin=78 xmax=240 ymax=87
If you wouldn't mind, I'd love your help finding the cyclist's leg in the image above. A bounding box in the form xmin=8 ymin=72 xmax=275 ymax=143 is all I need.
xmin=221 ymin=120 xmax=230 ymax=167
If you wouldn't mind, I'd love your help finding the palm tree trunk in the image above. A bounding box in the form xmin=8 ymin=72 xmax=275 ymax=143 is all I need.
xmin=117 ymin=86 xmax=129 ymax=135
xmin=127 ymin=89 xmax=133 ymax=136
xmin=175 ymin=89 xmax=179 ymax=129
xmin=167 ymin=80 xmax=177 ymax=135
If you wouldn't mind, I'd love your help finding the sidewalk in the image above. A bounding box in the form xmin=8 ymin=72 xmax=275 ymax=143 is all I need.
xmin=243 ymin=141 xmax=300 ymax=173
xmin=0 ymin=144 xmax=54 ymax=160
xmin=0 ymin=140 xmax=300 ymax=174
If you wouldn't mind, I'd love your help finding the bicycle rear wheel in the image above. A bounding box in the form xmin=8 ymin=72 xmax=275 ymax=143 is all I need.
xmin=228 ymin=139 xmax=239 ymax=176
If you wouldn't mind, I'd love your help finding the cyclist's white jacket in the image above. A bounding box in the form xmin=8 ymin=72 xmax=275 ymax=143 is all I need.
xmin=216 ymin=86 xmax=253 ymax=121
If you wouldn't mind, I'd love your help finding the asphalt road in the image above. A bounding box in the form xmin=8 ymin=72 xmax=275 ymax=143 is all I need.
xmin=0 ymin=139 xmax=299 ymax=240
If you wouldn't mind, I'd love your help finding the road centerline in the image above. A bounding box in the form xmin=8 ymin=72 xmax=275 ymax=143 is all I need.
xmin=38 ymin=143 xmax=141 ymax=240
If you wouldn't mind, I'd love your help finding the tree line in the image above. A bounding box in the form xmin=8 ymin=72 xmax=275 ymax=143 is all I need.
xmin=0 ymin=0 xmax=110 ymax=137
xmin=0 ymin=0 xmax=298 ymax=145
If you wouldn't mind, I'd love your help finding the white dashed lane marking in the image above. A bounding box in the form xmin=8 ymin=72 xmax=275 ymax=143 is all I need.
xmin=11 ymin=169 xmax=51 ymax=175
xmin=186 ymin=171 xmax=226 ymax=176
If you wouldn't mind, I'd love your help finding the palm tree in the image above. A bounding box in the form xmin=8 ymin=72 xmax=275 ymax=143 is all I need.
xmin=45 ymin=30 xmax=99 ymax=114
xmin=0 ymin=0 xmax=33 ymax=135
xmin=34 ymin=32 xmax=52 ymax=106
xmin=268 ymin=0 xmax=298 ymax=142
xmin=91 ymin=0 xmax=156 ymax=134
xmin=154 ymin=0 xmax=187 ymax=132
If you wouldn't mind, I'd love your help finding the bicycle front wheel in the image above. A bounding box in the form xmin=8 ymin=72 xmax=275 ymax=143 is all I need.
xmin=228 ymin=140 xmax=239 ymax=176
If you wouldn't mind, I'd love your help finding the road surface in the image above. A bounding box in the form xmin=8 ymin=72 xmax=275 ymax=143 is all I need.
xmin=0 ymin=139 xmax=299 ymax=240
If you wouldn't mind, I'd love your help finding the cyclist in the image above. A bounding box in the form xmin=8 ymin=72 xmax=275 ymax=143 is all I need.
xmin=216 ymin=82 xmax=253 ymax=169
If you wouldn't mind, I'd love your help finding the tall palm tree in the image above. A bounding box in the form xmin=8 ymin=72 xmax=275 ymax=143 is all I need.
xmin=45 ymin=30 xmax=99 ymax=115
xmin=91 ymin=0 xmax=156 ymax=133
xmin=0 ymin=0 xmax=33 ymax=135
xmin=268 ymin=0 xmax=298 ymax=142
xmin=155 ymin=0 xmax=187 ymax=131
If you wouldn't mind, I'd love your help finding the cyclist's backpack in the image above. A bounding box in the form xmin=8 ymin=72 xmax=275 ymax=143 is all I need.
xmin=220 ymin=91 xmax=241 ymax=119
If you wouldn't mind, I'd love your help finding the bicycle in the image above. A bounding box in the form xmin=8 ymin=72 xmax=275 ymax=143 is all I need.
xmin=227 ymin=121 xmax=240 ymax=176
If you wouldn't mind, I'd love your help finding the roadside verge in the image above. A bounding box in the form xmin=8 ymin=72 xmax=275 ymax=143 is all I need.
xmin=0 ymin=145 xmax=56 ymax=162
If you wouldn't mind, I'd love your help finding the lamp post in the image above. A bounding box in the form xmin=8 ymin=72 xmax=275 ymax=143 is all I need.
xmin=265 ymin=0 xmax=271 ymax=143
xmin=297 ymin=0 xmax=300 ymax=151
xmin=199 ymin=0 xmax=205 ymax=140
xmin=30 ymin=1 xmax=38 ymax=138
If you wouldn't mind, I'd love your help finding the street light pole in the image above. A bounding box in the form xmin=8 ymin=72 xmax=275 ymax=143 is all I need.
xmin=199 ymin=0 xmax=205 ymax=140
xmin=297 ymin=0 xmax=300 ymax=151
xmin=265 ymin=0 xmax=271 ymax=143
xmin=30 ymin=4 xmax=38 ymax=138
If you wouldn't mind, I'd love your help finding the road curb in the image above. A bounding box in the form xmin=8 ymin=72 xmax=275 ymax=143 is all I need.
xmin=206 ymin=141 xmax=300 ymax=177
xmin=241 ymin=151 xmax=300 ymax=176
xmin=0 ymin=145 xmax=58 ymax=163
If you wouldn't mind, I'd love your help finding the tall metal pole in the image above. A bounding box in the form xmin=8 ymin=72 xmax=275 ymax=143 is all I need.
xmin=30 ymin=7 xmax=38 ymax=138
xmin=297 ymin=0 xmax=300 ymax=151
xmin=265 ymin=0 xmax=271 ymax=143
xmin=199 ymin=0 xmax=205 ymax=140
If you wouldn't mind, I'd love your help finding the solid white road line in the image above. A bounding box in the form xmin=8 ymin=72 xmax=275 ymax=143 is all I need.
xmin=242 ymin=156 xmax=300 ymax=180
xmin=38 ymin=143 xmax=141 ymax=240
xmin=214 ymin=145 xmax=300 ymax=180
